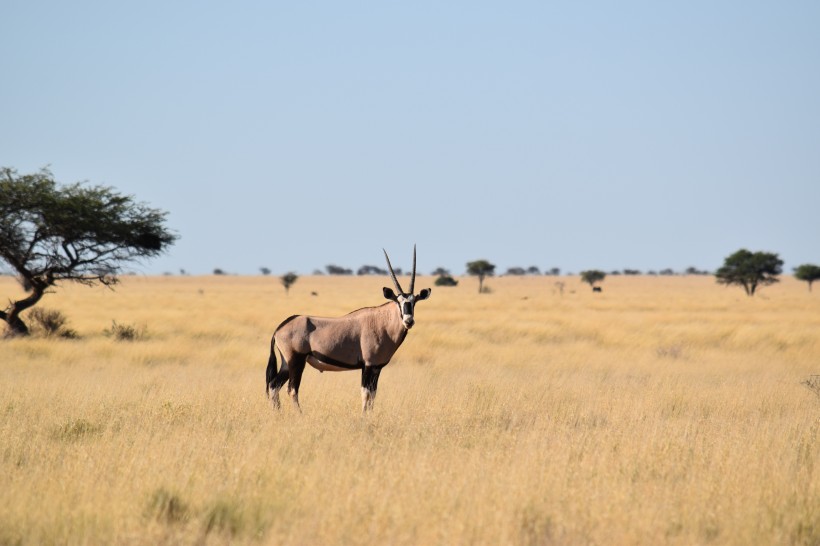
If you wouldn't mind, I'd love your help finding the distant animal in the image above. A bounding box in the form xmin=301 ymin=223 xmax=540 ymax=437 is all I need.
xmin=593 ymin=286 xmax=603 ymax=293
xmin=310 ymin=291 xmax=318 ymax=296
xmin=266 ymin=246 xmax=431 ymax=413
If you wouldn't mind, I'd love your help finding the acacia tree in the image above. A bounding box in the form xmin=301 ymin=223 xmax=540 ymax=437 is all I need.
xmin=280 ymin=272 xmax=298 ymax=295
xmin=794 ymin=264 xmax=820 ymax=292
xmin=715 ymin=249 xmax=782 ymax=296
xmin=466 ymin=259 xmax=495 ymax=294
xmin=0 ymin=167 xmax=177 ymax=336
xmin=580 ymin=270 xmax=606 ymax=290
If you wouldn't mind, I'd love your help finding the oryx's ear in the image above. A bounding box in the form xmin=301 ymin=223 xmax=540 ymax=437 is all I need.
xmin=383 ymin=287 xmax=398 ymax=301
xmin=417 ymin=288 xmax=431 ymax=301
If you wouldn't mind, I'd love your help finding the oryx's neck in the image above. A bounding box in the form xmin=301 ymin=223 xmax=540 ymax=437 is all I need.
xmin=374 ymin=302 xmax=409 ymax=345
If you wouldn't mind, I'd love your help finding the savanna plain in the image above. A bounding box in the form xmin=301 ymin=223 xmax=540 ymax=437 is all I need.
xmin=1 ymin=274 xmax=818 ymax=546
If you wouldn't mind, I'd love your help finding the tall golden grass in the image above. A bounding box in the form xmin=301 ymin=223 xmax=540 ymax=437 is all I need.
xmin=1 ymin=274 xmax=818 ymax=545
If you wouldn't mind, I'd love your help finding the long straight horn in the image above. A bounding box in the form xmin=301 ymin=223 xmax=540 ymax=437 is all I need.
xmin=383 ymin=249 xmax=404 ymax=294
xmin=409 ymin=244 xmax=417 ymax=294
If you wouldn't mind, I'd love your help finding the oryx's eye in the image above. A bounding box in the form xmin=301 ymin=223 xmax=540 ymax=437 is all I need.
xmin=402 ymin=302 xmax=412 ymax=315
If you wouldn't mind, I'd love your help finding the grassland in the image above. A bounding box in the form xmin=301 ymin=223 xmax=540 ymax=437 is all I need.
xmin=1 ymin=274 xmax=818 ymax=545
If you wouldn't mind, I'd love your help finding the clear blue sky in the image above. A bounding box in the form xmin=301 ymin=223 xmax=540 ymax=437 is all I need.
xmin=2 ymin=1 xmax=818 ymax=276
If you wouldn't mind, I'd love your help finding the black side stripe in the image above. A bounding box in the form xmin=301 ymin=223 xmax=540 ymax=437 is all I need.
xmin=308 ymin=351 xmax=389 ymax=370
xmin=309 ymin=351 xmax=363 ymax=370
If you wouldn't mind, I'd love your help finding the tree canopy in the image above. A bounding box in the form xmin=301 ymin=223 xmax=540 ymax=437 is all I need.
xmin=580 ymin=270 xmax=606 ymax=289
xmin=715 ymin=249 xmax=782 ymax=296
xmin=466 ymin=260 xmax=495 ymax=294
xmin=0 ymin=167 xmax=177 ymax=335
xmin=280 ymin=272 xmax=298 ymax=295
xmin=794 ymin=264 xmax=820 ymax=292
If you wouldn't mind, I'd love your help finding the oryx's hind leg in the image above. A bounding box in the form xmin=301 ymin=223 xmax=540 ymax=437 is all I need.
xmin=287 ymin=354 xmax=307 ymax=412
xmin=267 ymin=342 xmax=290 ymax=410
xmin=270 ymin=365 xmax=289 ymax=410
xmin=361 ymin=365 xmax=382 ymax=413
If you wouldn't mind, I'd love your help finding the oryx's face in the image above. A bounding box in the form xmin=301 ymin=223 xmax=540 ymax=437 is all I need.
xmin=383 ymin=245 xmax=431 ymax=330
xmin=383 ymin=287 xmax=431 ymax=330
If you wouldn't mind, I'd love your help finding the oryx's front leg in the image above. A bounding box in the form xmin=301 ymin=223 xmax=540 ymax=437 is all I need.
xmin=361 ymin=365 xmax=382 ymax=413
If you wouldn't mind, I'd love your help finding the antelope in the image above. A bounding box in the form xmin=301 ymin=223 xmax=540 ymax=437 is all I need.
xmin=266 ymin=247 xmax=431 ymax=412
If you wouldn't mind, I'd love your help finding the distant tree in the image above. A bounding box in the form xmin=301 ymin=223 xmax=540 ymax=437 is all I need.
xmin=431 ymin=267 xmax=450 ymax=276
xmin=466 ymin=260 xmax=495 ymax=294
xmin=326 ymin=264 xmax=353 ymax=275
xmin=715 ymin=249 xmax=783 ymax=296
xmin=312 ymin=269 xmax=325 ymax=275
xmin=435 ymin=274 xmax=458 ymax=287
xmin=357 ymin=265 xmax=387 ymax=276
xmin=794 ymin=264 xmax=820 ymax=292
xmin=548 ymin=267 xmax=561 ymax=276
xmin=659 ymin=268 xmax=676 ymax=276
xmin=623 ymin=269 xmax=641 ymax=275
xmin=580 ymin=270 xmax=606 ymax=290
xmin=527 ymin=266 xmax=541 ymax=275
xmin=505 ymin=267 xmax=526 ymax=276
xmin=280 ymin=272 xmax=298 ymax=295
xmin=610 ymin=270 xmax=622 ymax=276
xmin=260 ymin=267 xmax=271 ymax=276
xmin=0 ymin=167 xmax=176 ymax=336
xmin=213 ymin=268 xmax=226 ymax=275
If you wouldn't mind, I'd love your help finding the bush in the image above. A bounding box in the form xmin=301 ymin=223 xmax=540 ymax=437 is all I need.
xmin=28 ymin=308 xmax=79 ymax=339
xmin=104 ymin=320 xmax=147 ymax=341
xmin=145 ymin=488 xmax=190 ymax=525
xmin=435 ymin=275 xmax=458 ymax=287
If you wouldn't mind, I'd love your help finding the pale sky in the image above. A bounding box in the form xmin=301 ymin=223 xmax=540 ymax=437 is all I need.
xmin=2 ymin=1 xmax=818 ymax=276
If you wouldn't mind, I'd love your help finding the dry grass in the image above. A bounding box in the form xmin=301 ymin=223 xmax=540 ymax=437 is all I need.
xmin=1 ymin=274 xmax=818 ymax=545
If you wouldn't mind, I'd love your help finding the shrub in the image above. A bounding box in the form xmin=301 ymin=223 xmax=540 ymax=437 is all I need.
xmin=435 ymin=275 xmax=458 ymax=287
xmin=104 ymin=320 xmax=147 ymax=341
xmin=145 ymin=487 xmax=190 ymax=524
xmin=28 ymin=308 xmax=79 ymax=339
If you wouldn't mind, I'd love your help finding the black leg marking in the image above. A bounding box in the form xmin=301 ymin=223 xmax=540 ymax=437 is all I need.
xmin=361 ymin=366 xmax=382 ymax=412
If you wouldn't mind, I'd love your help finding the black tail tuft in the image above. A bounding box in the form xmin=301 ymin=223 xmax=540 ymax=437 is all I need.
xmin=266 ymin=341 xmax=278 ymax=397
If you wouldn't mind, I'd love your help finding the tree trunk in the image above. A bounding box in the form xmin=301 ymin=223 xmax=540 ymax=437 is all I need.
xmin=1 ymin=287 xmax=46 ymax=337
xmin=478 ymin=275 xmax=484 ymax=294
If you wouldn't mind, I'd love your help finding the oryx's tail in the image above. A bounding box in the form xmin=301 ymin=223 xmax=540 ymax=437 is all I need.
xmin=266 ymin=338 xmax=278 ymax=397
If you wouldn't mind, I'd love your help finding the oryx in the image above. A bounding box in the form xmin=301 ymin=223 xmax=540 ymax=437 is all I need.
xmin=266 ymin=246 xmax=431 ymax=412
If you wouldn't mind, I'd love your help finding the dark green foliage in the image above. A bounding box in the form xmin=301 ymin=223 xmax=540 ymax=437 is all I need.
xmin=435 ymin=274 xmax=458 ymax=287
xmin=580 ymin=270 xmax=606 ymax=289
xmin=505 ymin=267 xmax=526 ymax=276
xmin=326 ymin=264 xmax=353 ymax=275
xmin=280 ymin=272 xmax=298 ymax=294
xmin=715 ymin=249 xmax=783 ymax=296
xmin=357 ymin=265 xmax=387 ymax=275
xmin=466 ymin=260 xmax=495 ymax=294
xmin=0 ymin=167 xmax=176 ymax=336
xmin=794 ymin=264 xmax=820 ymax=292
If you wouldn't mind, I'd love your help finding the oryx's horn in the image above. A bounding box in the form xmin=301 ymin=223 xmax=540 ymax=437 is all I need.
xmin=409 ymin=244 xmax=417 ymax=294
xmin=383 ymin=249 xmax=404 ymax=294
